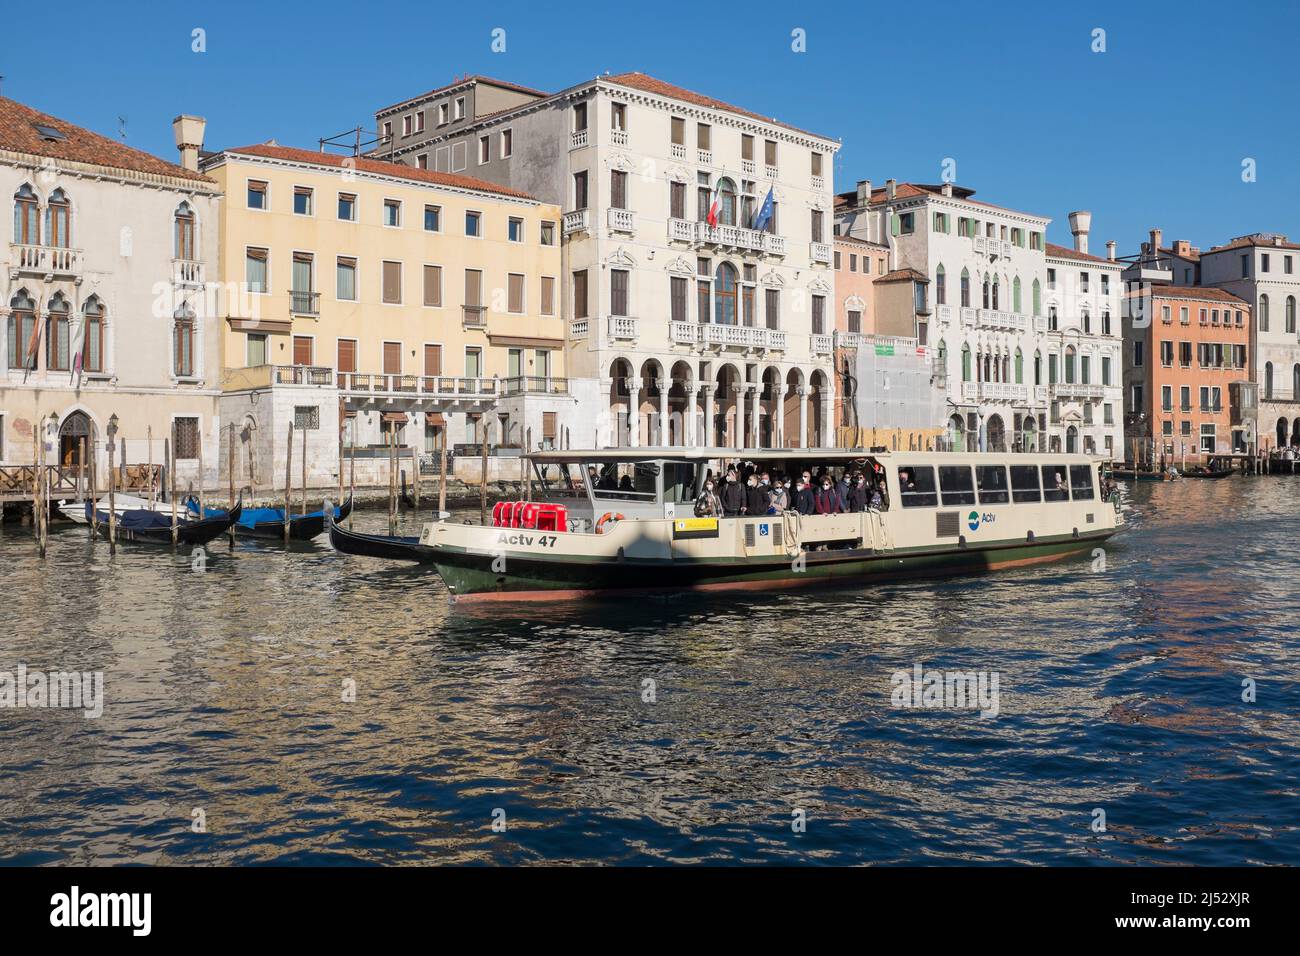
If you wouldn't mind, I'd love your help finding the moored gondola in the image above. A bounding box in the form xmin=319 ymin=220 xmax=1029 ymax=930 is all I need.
xmin=86 ymin=498 xmax=242 ymax=546
xmin=324 ymin=505 xmax=438 ymax=563
xmin=187 ymin=495 xmax=352 ymax=540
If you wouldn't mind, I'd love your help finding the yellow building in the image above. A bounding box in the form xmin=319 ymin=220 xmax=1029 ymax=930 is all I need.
xmin=200 ymin=143 xmax=571 ymax=489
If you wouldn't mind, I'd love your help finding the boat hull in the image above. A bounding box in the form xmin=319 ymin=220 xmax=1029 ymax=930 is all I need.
xmin=429 ymin=529 xmax=1116 ymax=602
xmin=327 ymin=515 xmax=438 ymax=563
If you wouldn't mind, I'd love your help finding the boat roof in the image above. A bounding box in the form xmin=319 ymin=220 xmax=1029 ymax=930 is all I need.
xmin=526 ymin=447 xmax=1109 ymax=464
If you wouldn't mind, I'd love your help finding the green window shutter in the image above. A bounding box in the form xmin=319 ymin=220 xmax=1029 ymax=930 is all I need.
xmin=891 ymin=214 xmax=900 ymax=236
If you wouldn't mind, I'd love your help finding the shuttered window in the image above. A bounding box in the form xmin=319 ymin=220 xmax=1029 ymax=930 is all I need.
xmin=610 ymin=269 xmax=629 ymax=316
xmin=383 ymin=341 xmax=401 ymax=375
xmin=573 ymin=270 xmax=588 ymax=319
xmin=541 ymin=276 xmax=555 ymax=316
xmin=765 ymin=288 xmax=780 ymax=329
xmin=508 ymin=273 xmax=524 ymax=314
xmin=292 ymin=335 xmax=313 ymax=366
xmin=671 ymin=276 xmax=687 ymax=322
xmin=424 ymin=344 xmax=442 ymax=376
xmin=245 ymin=247 xmax=268 ymax=293
xmin=423 ymin=264 xmax=442 ymax=307
xmin=464 ymin=269 xmax=482 ymax=306
xmin=336 ymin=339 xmax=357 ymax=373
xmin=336 ymin=256 xmax=357 ymax=300
xmin=382 ymin=261 xmax=402 ymax=304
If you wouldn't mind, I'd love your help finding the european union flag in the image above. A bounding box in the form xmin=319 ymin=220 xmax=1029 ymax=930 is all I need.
xmin=752 ymin=186 xmax=774 ymax=232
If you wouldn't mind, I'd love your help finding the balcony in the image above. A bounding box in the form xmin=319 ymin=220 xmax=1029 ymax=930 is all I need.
xmin=607 ymin=207 xmax=634 ymax=233
xmin=670 ymin=321 xmax=699 ymax=345
xmin=502 ymin=376 xmax=569 ymax=396
xmin=810 ymin=242 xmax=832 ymax=265
xmin=763 ymin=234 xmax=786 ymax=256
xmin=692 ymin=221 xmax=785 ymax=257
xmin=607 ymin=315 xmax=638 ymax=341
xmin=972 ymin=236 xmax=1014 ymax=258
xmin=172 ymin=258 xmax=204 ymax=288
xmin=672 ymin=323 xmax=787 ymax=352
xmin=767 ymin=329 xmax=787 ymax=350
xmin=289 ymin=290 xmax=320 ymax=316
xmin=611 ymin=128 xmax=628 ymax=147
xmin=562 ymin=209 xmax=590 ymax=236
xmin=937 ymin=304 xmax=954 ymax=324
xmin=670 ymin=143 xmax=686 ymax=160
xmin=980 ymin=382 xmax=1028 ymax=402
xmin=9 ymin=243 xmax=83 ymax=278
xmin=462 ymin=305 xmax=487 ymax=329
xmin=811 ymin=175 xmax=825 ymax=191
xmin=568 ymin=318 xmax=589 ymax=340
xmin=742 ymin=158 xmax=756 ymax=176
xmin=765 ymin=165 xmax=779 ymax=180
xmin=1033 ymin=385 xmax=1049 ymax=404
xmin=811 ymin=333 xmax=833 ymax=355
xmin=339 ymin=373 xmax=500 ymax=400
xmin=570 ymin=129 xmax=589 ymax=149
xmin=959 ymin=307 xmax=977 ymax=327
xmin=667 ymin=218 xmax=695 ymax=243
xmin=697 ymin=148 xmax=713 ymax=165
xmin=1033 ymin=315 xmax=1048 ymax=332
xmin=1050 ymin=382 xmax=1104 ymax=400
xmin=977 ymin=309 xmax=1027 ymax=332
xmin=274 ymin=364 xmax=334 ymax=386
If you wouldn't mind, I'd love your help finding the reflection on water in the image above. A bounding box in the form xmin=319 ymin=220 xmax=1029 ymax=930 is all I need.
xmin=1 ymin=478 xmax=1298 ymax=865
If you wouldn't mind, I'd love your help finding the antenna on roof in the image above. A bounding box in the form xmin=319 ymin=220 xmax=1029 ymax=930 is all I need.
xmin=0 ymin=75 xmax=6 ymax=97
xmin=117 ymin=115 xmax=127 ymax=140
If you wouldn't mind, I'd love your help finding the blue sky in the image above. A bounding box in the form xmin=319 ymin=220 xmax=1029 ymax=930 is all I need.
xmin=5 ymin=0 xmax=1297 ymax=254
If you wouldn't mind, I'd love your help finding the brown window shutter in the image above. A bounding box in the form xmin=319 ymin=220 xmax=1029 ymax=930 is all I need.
xmin=573 ymin=270 xmax=588 ymax=319
xmin=337 ymin=339 xmax=356 ymax=373
xmin=541 ymin=276 xmax=555 ymax=315
xmin=423 ymin=264 xmax=442 ymax=307
xmin=543 ymin=412 xmax=557 ymax=440
xmin=464 ymin=269 xmax=482 ymax=306
xmin=382 ymin=261 xmax=402 ymax=303
xmin=293 ymin=335 xmax=312 ymax=366
xmin=508 ymin=274 xmax=524 ymax=313
xmin=383 ymin=341 xmax=401 ymax=375
xmin=424 ymin=344 xmax=442 ymax=376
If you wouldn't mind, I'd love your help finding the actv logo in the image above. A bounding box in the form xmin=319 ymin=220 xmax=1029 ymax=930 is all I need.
xmin=49 ymin=886 xmax=151 ymax=936
xmin=967 ymin=511 xmax=980 ymax=531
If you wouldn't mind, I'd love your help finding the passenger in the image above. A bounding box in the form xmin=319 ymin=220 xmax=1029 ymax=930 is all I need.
xmin=846 ymin=473 xmax=869 ymax=513
xmin=868 ymin=482 xmax=884 ymax=511
xmin=721 ymin=468 xmax=745 ymax=517
xmin=815 ymin=476 xmax=843 ymax=514
xmin=898 ymin=468 xmax=916 ymax=492
xmin=1053 ymin=471 xmax=1067 ymax=492
xmin=597 ymin=468 xmax=618 ymax=490
xmin=694 ymin=477 xmax=722 ymax=517
xmin=587 ymin=466 xmax=600 ymax=490
xmin=768 ymin=479 xmax=790 ymax=514
xmin=794 ymin=478 xmax=817 ymax=515
xmin=745 ymin=474 xmax=767 ymax=517
xmin=618 ymin=474 xmax=634 ymax=491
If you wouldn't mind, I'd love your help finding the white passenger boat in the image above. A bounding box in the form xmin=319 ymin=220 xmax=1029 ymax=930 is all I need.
xmin=58 ymin=493 xmax=152 ymax=524
xmin=336 ymin=448 xmax=1125 ymax=602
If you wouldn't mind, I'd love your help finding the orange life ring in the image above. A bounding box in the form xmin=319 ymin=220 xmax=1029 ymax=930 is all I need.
xmin=595 ymin=512 xmax=625 ymax=534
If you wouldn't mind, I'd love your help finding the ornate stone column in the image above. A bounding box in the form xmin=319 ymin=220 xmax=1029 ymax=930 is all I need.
xmin=797 ymin=385 xmax=808 ymax=449
xmin=751 ymin=384 xmax=762 ymax=448
xmin=683 ymin=383 xmax=697 ymax=447
xmin=735 ymin=384 xmax=746 ymax=451
xmin=702 ymin=384 xmax=714 ymax=448
xmin=656 ymin=377 xmax=669 ymax=446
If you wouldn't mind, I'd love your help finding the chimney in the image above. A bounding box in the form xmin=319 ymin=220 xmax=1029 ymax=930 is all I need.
xmin=1068 ymin=210 xmax=1091 ymax=254
xmin=1149 ymin=227 xmax=1163 ymax=256
xmin=885 ymin=178 xmax=896 ymax=201
xmin=941 ymin=182 xmax=953 ymax=198
xmin=856 ymin=179 xmax=870 ymax=207
xmin=1173 ymin=240 xmax=1191 ymax=256
xmin=1106 ymin=240 xmax=1117 ymax=261
xmin=173 ymin=114 xmax=206 ymax=172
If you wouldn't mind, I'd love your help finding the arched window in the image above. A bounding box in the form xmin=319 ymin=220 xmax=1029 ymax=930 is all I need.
xmin=1102 ymin=310 xmax=1112 ymax=335
xmin=1265 ymin=361 xmax=1274 ymax=400
xmin=937 ymin=339 xmax=947 ymax=368
xmin=45 ymin=293 xmax=71 ymax=371
xmin=713 ymin=263 xmax=738 ymax=325
xmin=961 ymin=344 xmax=972 ymax=382
xmin=6 ymin=290 xmax=37 ymax=369
xmin=81 ymin=296 xmax=105 ymax=373
xmin=981 ymin=275 xmax=990 ymax=309
xmin=1293 ymin=363 xmax=1300 ymax=398
xmin=1064 ymin=346 xmax=1076 ymax=384
xmin=1013 ymin=276 xmax=1022 ymax=314
xmin=1033 ymin=349 xmax=1042 ymax=386
xmin=13 ymin=183 xmax=39 ymax=245
xmin=960 ymin=268 xmax=970 ymax=308
xmin=1081 ymin=308 xmax=1091 ymax=334
xmin=1287 ymin=296 xmax=1297 ymax=334
xmin=174 ymin=305 xmax=196 ymax=377
xmin=1014 ymin=347 xmax=1024 ymax=384
xmin=1032 ymin=278 xmax=1041 ymax=316
xmin=935 ymin=264 xmax=946 ymax=306
xmin=1260 ymin=295 xmax=1270 ymax=332
xmin=174 ymin=201 xmax=196 ymax=261
xmin=991 ymin=276 xmax=1000 ymax=310
xmin=46 ymin=188 xmax=71 ymax=248
xmin=717 ymin=178 xmax=737 ymax=227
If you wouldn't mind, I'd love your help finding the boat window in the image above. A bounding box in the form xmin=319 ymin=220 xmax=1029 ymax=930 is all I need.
xmin=975 ymin=464 xmax=1009 ymax=504
xmin=938 ymin=465 xmax=976 ymax=506
xmin=1068 ymin=464 xmax=1095 ymax=501
xmin=531 ymin=462 xmax=587 ymax=500
xmin=1010 ymin=465 xmax=1041 ymax=503
xmin=588 ymin=461 xmax=658 ymax=501
xmin=661 ymin=462 xmax=698 ymax=503
xmin=1041 ymin=465 xmax=1069 ymax=502
xmin=897 ymin=465 xmax=938 ymax=508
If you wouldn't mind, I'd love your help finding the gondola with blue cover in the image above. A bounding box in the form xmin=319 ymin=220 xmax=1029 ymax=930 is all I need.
xmin=186 ymin=494 xmax=352 ymax=541
xmin=86 ymin=497 xmax=242 ymax=546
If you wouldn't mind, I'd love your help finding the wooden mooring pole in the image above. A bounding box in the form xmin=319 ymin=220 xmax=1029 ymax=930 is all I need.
xmin=438 ymin=424 xmax=448 ymax=516
xmin=168 ymin=437 xmax=177 ymax=546
xmin=387 ymin=427 xmax=397 ymax=536
xmin=107 ymin=435 xmax=117 ymax=555
xmin=480 ymin=418 xmax=488 ymax=526
xmin=284 ymin=422 xmax=294 ymax=547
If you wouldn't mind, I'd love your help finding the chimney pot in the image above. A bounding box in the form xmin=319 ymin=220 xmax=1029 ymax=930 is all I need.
xmin=885 ymin=178 xmax=896 ymax=201
xmin=856 ymin=179 xmax=870 ymax=207
xmin=1150 ymin=227 xmax=1163 ymax=255
xmin=1106 ymin=240 xmax=1117 ymax=261
xmin=173 ymin=114 xmax=206 ymax=172
xmin=1068 ymin=210 xmax=1091 ymax=254
xmin=941 ymin=182 xmax=953 ymax=198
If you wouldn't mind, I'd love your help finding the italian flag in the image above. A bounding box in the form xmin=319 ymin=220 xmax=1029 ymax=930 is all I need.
xmin=706 ymin=183 xmax=721 ymax=227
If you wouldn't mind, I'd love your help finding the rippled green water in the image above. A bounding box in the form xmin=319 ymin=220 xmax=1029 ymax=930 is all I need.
xmin=1 ymin=477 xmax=1297 ymax=865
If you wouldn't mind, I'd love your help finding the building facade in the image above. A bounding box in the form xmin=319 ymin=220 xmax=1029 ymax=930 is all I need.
xmin=1 ymin=97 xmax=220 ymax=484
xmin=200 ymin=143 xmax=570 ymax=489
xmin=1121 ymin=285 xmax=1251 ymax=463
xmin=372 ymin=72 xmax=843 ymax=449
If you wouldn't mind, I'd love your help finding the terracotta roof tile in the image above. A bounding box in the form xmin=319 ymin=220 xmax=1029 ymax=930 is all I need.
xmin=0 ymin=96 xmax=212 ymax=184
xmin=603 ymin=72 xmax=834 ymax=142
xmin=834 ymin=234 xmax=888 ymax=249
xmin=1129 ymin=285 xmax=1249 ymax=306
xmin=214 ymin=143 xmax=539 ymax=201
xmin=877 ymin=268 xmax=929 ymax=283
xmin=1045 ymin=241 xmax=1118 ymax=265
xmin=837 ymin=182 xmax=1044 ymax=220
xmin=1204 ymin=233 xmax=1300 ymax=254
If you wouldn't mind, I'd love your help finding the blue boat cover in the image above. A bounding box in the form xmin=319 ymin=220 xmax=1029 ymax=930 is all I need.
xmin=186 ymin=500 xmax=338 ymax=528
xmin=85 ymin=503 xmax=178 ymax=529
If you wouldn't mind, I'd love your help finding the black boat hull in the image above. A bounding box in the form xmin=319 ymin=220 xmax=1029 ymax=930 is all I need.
xmin=326 ymin=513 xmax=437 ymax=563
xmin=88 ymin=502 xmax=242 ymax=547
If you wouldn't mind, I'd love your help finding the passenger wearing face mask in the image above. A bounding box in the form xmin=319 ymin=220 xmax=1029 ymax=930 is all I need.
xmin=720 ymin=468 xmax=745 ymax=517
xmin=767 ymin=478 xmax=790 ymax=514
xmin=745 ymin=473 xmax=767 ymax=517
xmin=815 ymin=476 xmax=844 ymax=514
xmin=794 ymin=478 xmax=817 ymax=516
xmin=695 ymin=477 xmax=722 ymax=517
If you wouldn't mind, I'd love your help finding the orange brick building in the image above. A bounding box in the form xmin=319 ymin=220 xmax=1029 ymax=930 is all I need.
xmin=1123 ymin=286 xmax=1251 ymax=463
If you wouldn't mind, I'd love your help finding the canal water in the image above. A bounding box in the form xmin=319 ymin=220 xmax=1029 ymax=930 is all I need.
xmin=1 ymin=478 xmax=1297 ymax=866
